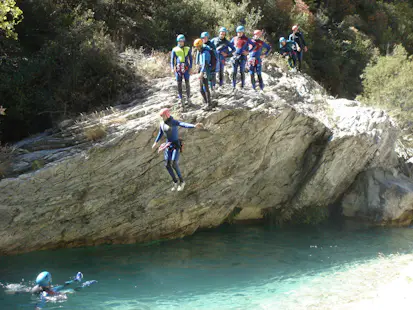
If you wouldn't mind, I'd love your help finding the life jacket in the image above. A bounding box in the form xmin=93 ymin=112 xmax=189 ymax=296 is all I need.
xmin=233 ymin=36 xmax=249 ymax=51
xmin=252 ymin=39 xmax=264 ymax=52
xmin=172 ymin=46 xmax=190 ymax=63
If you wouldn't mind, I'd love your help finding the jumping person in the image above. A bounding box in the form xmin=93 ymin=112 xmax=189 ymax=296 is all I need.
xmin=249 ymin=30 xmax=271 ymax=91
xmin=171 ymin=34 xmax=193 ymax=109
xmin=289 ymin=25 xmax=308 ymax=71
xmin=211 ymin=27 xmax=235 ymax=87
xmin=152 ymin=108 xmax=203 ymax=192
xmin=230 ymin=26 xmax=255 ymax=91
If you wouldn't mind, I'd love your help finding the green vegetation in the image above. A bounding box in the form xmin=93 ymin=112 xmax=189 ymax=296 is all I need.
xmin=358 ymin=45 xmax=413 ymax=135
xmin=1 ymin=0 xmax=413 ymax=142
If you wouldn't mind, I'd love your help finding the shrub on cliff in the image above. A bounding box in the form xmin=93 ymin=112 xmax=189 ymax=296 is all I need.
xmin=359 ymin=45 xmax=413 ymax=130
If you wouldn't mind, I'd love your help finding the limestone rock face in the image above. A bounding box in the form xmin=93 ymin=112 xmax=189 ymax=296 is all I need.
xmin=0 ymin=68 xmax=405 ymax=255
xmin=342 ymin=169 xmax=413 ymax=225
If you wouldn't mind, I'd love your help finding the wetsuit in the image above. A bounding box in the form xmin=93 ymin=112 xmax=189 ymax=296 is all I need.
xmin=196 ymin=45 xmax=213 ymax=107
xmin=32 ymin=278 xmax=97 ymax=309
xmin=288 ymin=31 xmax=307 ymax=70
xmin=155 ymin=117 xmax=195 ymax=183
xmin=249 ymin=39 xmax=271 ymax=90
xmin=203 ymin=40 xmax=218 ymax=89
xmin=211 ymin=37 xmax=235 ymax=86
xmin=280 ymin=40 xmax=298 ymax=69
xmin=171 ymin=45 xmax=193 ymax=101
xmin=230 ymin=35 xmax=255 ymax=89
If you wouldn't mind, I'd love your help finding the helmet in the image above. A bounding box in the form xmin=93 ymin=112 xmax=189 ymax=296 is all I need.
xmin=176 ymin=34 xmax=185 ymax=42
xmin=193 ymin=38 xmax=203 ymax=48
xmin=219 ymin=27 xmax=228 ymax=33
xmin=253 ymin=30 xmax=262 ymax=37
xmin=36 ymin=271 xmax=52 ymax=287
xmin=236 ymin=26 xmax=245 ymax=33
xmin=200 ymin=32 xmax=209 ymax=39
xmin=292 ymin=25 xmax=299 ymax=31
xmin=279 ymin=37 xmax=286 ymax=43
xmin=159 ymin=108 xmax=171 ymax=118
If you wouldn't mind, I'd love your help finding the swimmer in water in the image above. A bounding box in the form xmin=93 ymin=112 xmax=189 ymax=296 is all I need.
xmin=30 ymin=271 xmax=96 ymax=309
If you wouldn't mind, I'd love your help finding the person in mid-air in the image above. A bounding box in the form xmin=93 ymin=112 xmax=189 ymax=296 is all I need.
xmin=248 ymin=30 xmax=271 ymax=92
xmin=230 ymin=25 xmax=255 ymax=91
xmin=211 ymin=27 xmax=235 ymax=88
xmin=279 ymin=37 xmax=299 ymax=72
xmin=152 ymin=108 xmax=203 ymax=192
xmin=289 ymin=25 xmax=308 ymax=71
xmin=171 ymin=34 xmax=193 ymax=109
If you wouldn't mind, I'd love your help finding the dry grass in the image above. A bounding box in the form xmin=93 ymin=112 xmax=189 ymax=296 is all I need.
xmin=83 ymin=124 xmax=107 ymax=141
xmin=121 ymin=47 xmax=171 ymax=80
xmin=106 ymin=117 xmax=127 ymax=126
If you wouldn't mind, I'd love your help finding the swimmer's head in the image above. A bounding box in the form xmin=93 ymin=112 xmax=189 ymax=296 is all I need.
xmin=36 ymin=271 xmax=52 ymax=287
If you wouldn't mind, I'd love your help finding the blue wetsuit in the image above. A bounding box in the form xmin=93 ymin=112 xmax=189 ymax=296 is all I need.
xmin=155 ymin=117 xmax=195 ymax=183
xmin=249 ymin=39 xmax=271 ymax=90
xmin=171 ymin=45 xmax=193 ymax=100
xmin=289 ymin=31 xmax=307 ymax=70
xmin=196 ymin=45 xmax=212 ymax=106
xmin=211 ymin=36 xmax=235 ymax=86
xmin=230 ymin=35 xmax=255 ymax=88
xmin=34 ymin=274 xmax=96 ymax=309
xmin=280 ymin=40 xmax=298 ymax=69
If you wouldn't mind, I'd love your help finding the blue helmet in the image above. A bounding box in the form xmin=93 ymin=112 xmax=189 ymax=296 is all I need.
xmin=36 ymin=271 xmax=52 ymax=287
xmin=176 ymin=34 xmax=185 ymax=42
xmin=236 ymin=26 xmax=245 ymax=33
xmin=219 ymin=27 xmax=228 ymax=33
xmin=200 ymin=32 xmax=209 ymax=39
xmin=279 ymin=37 xmax=287 ymax=47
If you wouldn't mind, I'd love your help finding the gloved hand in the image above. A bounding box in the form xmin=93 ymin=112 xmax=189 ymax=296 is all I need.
xmin=74 ymin=272 xmax=83 ymax=282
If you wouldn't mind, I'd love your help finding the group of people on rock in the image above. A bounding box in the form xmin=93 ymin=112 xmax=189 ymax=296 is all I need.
xmin=170 ymin=24 xmax=308 ymax=111
xmin=161 ymin=25 xmax=308 ymax=192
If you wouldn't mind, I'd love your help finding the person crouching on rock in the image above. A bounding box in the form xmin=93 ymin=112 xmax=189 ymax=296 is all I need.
xmin=152 ymin=108 xmax=203 ymax=192
xmin=279 ymin=37 xmax=299 ymax=72
xmin=171 ymin=34 xmax=193 ymax=110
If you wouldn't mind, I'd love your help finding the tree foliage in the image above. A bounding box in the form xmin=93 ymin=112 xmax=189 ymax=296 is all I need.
xmin=0 ymin=0 xmax=23 ymax=39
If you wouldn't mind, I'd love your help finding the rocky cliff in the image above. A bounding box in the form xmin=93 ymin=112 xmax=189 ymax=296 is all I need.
xmin=1 ymin=66 xmax=412 ymax=255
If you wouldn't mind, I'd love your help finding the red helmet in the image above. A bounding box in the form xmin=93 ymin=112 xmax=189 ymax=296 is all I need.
xmin=253 ymin=30 xmax=262 ymax=37
xmin=159 ymin=108 xmax=171 ymax=118
xmin=292 ymin=25 xmax=299 ymax=31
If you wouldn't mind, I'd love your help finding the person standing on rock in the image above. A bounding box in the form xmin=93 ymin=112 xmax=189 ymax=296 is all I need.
xmin=230 ymin=25 xmax=255 ymax=91
xmin=249 ymin=30 xmax=271 ymax=92
xmin=289 ymin=25 xmax=308 ymax=71
xmin=152 ymin=108 xmax=203 ymax=192
xmin=279 ymin=37 xmax=299 ymax=72
xmin=200 ymin=32 xmax=219 ymax=92
xmin=171 ymin=34 xmax=193 ymax=109
xmin=193 ymin=38 xmax=215 ymax=111
xmin=211 ymin=27 xmax=235 ymax=88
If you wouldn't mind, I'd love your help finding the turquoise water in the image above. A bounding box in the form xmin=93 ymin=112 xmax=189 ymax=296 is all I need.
xmin=2 ymin=221 xmax=413 ymax=309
